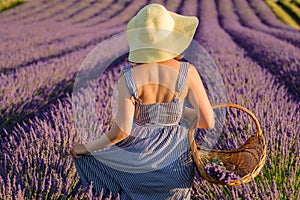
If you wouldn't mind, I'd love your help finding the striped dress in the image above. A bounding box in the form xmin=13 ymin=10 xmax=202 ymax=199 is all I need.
xmin=73 ymin=62 xmax=194 ymax=200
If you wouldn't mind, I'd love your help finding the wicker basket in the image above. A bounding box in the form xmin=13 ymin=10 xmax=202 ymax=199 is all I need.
xmin=188 ymin=103 xmax=267 ymax=186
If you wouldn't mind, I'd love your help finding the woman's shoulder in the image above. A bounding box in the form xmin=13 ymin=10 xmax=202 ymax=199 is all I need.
xmin=186 ymin=63 xmax=197 ymax=73
xmin=186 ymin=63 xmax=201 ymax=87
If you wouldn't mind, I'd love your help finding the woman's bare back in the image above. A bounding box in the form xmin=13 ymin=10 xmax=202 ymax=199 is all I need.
xmin=131 ymin=59 xmax=189 ymax=104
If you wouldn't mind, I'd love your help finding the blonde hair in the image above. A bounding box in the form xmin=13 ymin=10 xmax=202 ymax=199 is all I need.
xmin=174 ymin=55 xmax=184 ymax=60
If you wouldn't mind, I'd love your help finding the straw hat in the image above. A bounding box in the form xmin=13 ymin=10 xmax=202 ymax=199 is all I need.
xmin=127 ymin=4 xmax=199 ymax=63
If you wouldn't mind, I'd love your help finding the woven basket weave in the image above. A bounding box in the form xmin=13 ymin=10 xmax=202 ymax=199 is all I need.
xmin=188 ymin=103 xmax=267 ymax=186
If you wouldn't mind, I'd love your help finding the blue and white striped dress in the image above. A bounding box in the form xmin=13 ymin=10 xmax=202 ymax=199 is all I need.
xmin=73 ymin=62 xmax=194 ymax=199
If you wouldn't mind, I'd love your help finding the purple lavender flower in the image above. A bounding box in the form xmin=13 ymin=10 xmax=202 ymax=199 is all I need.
xmin=204 ymin=159 xmax=241 ymax=185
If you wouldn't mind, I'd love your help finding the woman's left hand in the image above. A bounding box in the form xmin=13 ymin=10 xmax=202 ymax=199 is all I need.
xmin=70 ymin=142 xmax=89 ymax=158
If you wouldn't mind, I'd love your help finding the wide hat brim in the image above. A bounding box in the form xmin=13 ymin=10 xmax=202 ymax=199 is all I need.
xmin=127 ymin=8 xmax=199 ymax=63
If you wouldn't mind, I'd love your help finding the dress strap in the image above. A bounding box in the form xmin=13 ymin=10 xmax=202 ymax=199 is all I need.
xmin=174 ymin=62 xmax=189 ymax=99
xmin=123 ymin=65 xmax=139 ymax=100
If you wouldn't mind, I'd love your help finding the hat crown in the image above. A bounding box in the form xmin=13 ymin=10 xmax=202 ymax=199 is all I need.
xmin=133 ymin=4 xmax=175 ymax=44
xmin=134 ymin=4 xmax=174 ymax=30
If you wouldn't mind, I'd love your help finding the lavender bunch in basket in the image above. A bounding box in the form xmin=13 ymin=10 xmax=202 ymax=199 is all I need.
xmin=204 ymin=159 xmax=241 ymax=185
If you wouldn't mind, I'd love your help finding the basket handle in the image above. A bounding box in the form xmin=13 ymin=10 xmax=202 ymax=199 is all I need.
xmin=211 ymin=103 xmax=262 ymax=137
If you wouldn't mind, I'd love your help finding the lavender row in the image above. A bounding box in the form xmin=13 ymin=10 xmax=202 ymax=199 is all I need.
xmin=0 ymin=24 xmax=125 ymax=71
xmin=0 ymin=21 xmax=119 ymax=60
xmin=246 ymin=0 xmax=300 ymax=32
xmin=0 ymin=0 xmax=76 ymax=24
xmin=36 ymin=0 xmax=100 ymax=24
xmin=77 ymin=0 xmax=134 ymax=28
xmin=0 ymin=45 xmax=91 ymax=131
xmin=180 ymin=0 xmax=197 ymax=16
xmin=0 ymin=1 xmax=146 ymax=71
xmin=216 ymin=0 xmax=300 ymax=100
xmin=23 ymin=0 xmax=85 ymax=25
xmin=0 ymin=0 xmax=115 ymax=30
xmin=0 ymin=7 xmax=123 ymax=65
xmin=21 ymin=0 xmax=116 ymax=27
xmin=232 ymin=0 xmax=300 ymax=48
xmin=1 ymin=0 xmax=130 ymax=38
xmin=64 ymin=0 xmax=115 ymax=26
xmin=0 ymin=30 xmax=117 ymax=111
xmin=0 ymin=1 xmax=117 ymax=51
xmin=0 ymin=0 xmax=141 ymax=51
xmin=162 ymin=0 xmax=182 ymax=12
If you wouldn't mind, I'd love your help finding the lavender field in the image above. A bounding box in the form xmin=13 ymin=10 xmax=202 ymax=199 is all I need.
xmin=0 ymin=0 xmax=299 ymax=199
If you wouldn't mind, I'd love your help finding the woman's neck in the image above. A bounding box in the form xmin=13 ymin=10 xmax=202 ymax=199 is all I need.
xmin=157 ymin=58 xmax=176 ymax=64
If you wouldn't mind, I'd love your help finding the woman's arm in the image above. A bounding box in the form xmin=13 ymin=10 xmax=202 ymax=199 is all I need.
xmin=71 ymin=72 xmax=135 ymax=158
xmin=70 ymin=123 xmax=130 ymax=158
xmin=83 ymin=122 xmax=129 ymax=153
xmin=186 ymin=64 xmax=215 ymax=129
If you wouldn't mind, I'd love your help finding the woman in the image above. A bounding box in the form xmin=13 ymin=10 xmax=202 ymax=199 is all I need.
xmin=71 ymin=4 xmax=214 ymax=199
